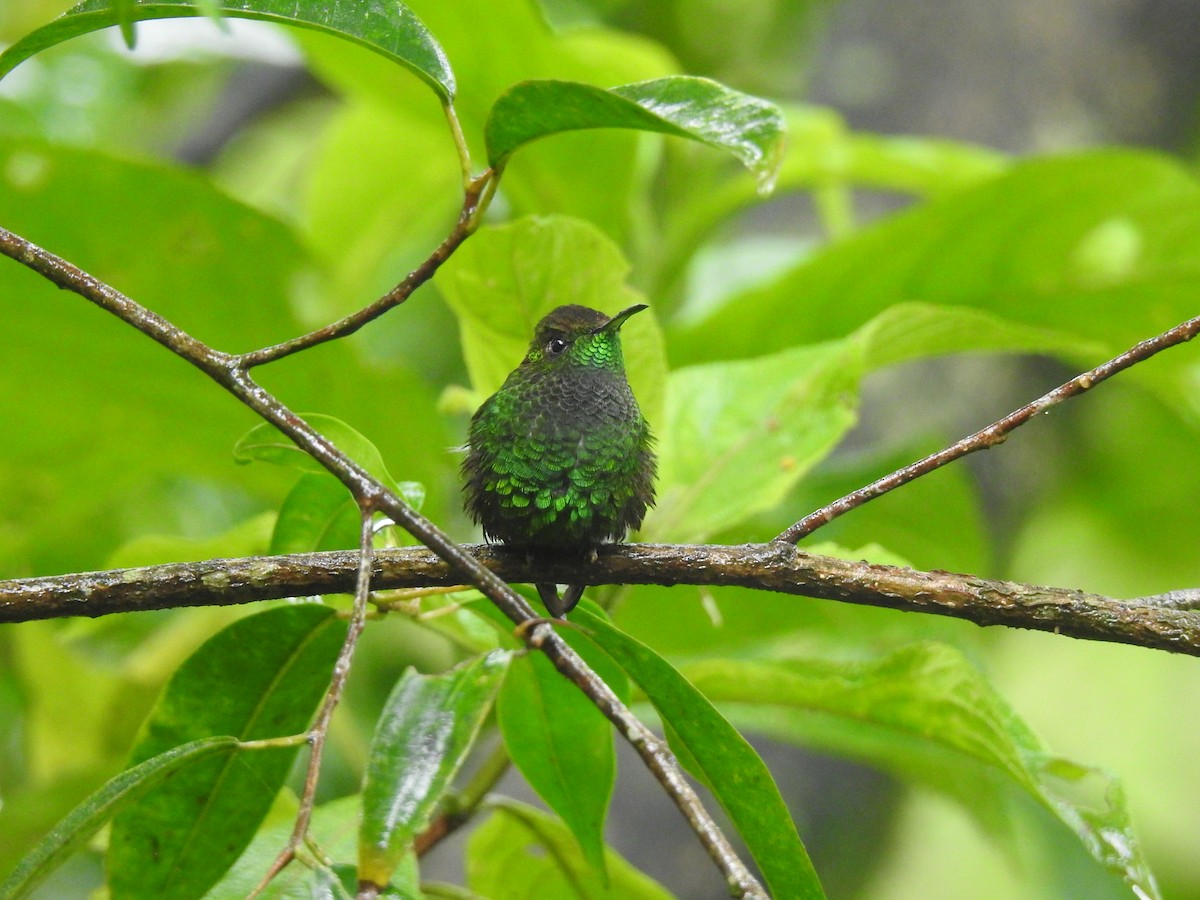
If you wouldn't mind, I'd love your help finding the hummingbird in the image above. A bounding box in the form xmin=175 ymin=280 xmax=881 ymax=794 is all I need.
xmin=462 ymin=303 xmax=656 ymax=617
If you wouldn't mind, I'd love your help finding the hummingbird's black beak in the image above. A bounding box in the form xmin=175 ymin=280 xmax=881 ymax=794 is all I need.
xmin=595 ymin=303 xmax=648 ymax=334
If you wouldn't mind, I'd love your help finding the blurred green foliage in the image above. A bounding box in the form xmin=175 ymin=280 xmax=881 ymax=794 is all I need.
xmin=1 ymin=1 xmax=1199 ymax=898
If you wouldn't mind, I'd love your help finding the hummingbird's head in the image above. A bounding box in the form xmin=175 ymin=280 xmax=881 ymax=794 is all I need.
xmin=522 ymin=304 xmax=647 ymax=373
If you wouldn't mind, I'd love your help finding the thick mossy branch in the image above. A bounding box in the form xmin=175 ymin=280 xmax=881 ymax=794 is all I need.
xmin=3 ymin=543 xmax=1197 ymax=656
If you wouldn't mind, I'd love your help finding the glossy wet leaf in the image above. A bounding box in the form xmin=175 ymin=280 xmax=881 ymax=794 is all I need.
xmin=0 ymin=736 xmax=238 ymax=900
xmin=680 ymin=644 xmax=1159 ymax=899
xmin=467 ymin=799 xmax=672 ymax=900
xmin=358 ymin=651 xmax=510 ymax=888
xmin=0 ymin=0 xmax=455 ymax=102
xmin=576 ymin=609 xmax=824 ymax=900
xmin=107 ymin=605 xmax=347 ymax=900
xmin=486 ymin=76 xmax=784 ymax=190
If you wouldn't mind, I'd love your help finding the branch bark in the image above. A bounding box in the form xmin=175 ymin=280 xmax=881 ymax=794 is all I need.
xmin=5 ymin=543 xmax=1198 ymax=656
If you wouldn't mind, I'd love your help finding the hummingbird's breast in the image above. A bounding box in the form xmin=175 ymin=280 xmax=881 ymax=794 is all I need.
xmin=463 ymin=365 xmax=654 ymax=551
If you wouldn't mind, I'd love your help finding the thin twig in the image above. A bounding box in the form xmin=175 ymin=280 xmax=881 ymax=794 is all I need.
xmin=776 ymin=314 xmax=1200 ymax=544
xmin=0 ymin=225 xmax=767 ymax=899
xmin=251 ymin=508 xmax=377 ymax=896
xmin=4 ymin=543 xmax=1199 ymax=656
xmin=234 ymin=169 xmax=494 ymax=369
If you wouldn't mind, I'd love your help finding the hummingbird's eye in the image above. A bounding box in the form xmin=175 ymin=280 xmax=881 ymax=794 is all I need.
xmin=546 ymin=337 xmax=568 ymax=355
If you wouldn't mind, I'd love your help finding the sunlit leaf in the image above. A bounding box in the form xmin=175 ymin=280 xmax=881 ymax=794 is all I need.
xmin=435 ymin=215 xmax=669 ymax=427
xmin=652 ymin=301 xmax=1105 ymax=543
xmin=675 ymin=150 xmax=1200 ymax=416
xmin=650 ymin=339 xmax=858 ymax=543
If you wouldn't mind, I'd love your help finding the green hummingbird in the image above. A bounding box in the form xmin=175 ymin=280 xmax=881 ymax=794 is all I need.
xmin=462 ymin=303 xmax=656 ymax=617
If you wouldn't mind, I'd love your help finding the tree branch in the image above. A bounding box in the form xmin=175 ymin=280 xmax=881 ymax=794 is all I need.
xmin=0 ymin=224 xmax=767 ymax=899
xmin=234 ymin=170 xmax=494 ymax=369
xmin=4 ymin=543 xmax=1198 ymax=656
xmin=777 ymin=314 xmax=1200 ymax=543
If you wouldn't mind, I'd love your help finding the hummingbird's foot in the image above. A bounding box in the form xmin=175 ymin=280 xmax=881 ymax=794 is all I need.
xmin=536 ymin=582 xmax=586 ymax=618
xmin=559 ymin=583 xmax=585 ymax=614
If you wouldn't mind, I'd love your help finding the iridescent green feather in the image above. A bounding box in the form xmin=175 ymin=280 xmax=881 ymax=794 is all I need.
xmin=462 ymin=304 xmax=656 ymax=556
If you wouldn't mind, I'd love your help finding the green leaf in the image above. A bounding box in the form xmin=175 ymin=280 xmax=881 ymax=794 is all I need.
xmin=0 ymin=736 xmax=238 ymax=900
xmin=0 ymin=0 xmax=455 ymax=102
xmin=301 ymin=95 xmax=462 ymax=327
xmin=269 ymin=472 xmax=361 ymax=554
xmin=651 ymin=301 xmax=1105 ymax=544
xmin=774 ymin=105 xmax=1007 ymax=199
xmin=575 ymin=609 xmax=825 ymax=900
xmin=650 ymin=339 xmax=860 ymax=543
xmin=239 ymin=414 xmax=426 ymax=553
xmin=466 ymin=799 xmax=672 ymax=900
xmin=358 ymin=651 xmax=510 ymax=888
xmin=674 ymin=151 xmax=1200 ymax=407
xmin=679 ymin=645 xmax=1159 ymax=900
xmin=435 ymin=215 xmax=669 ymax=427
xmin=0 ymin=138 xmax=305 ymax=573
xmin=107 ymin=605 xmax=347 ymax=900
xmin=213 ymin=794 xmax=423 ymax=899
xmin=234 ymin=413 xmax=426 ymax=534
xmin=299 ymin=13 xmax=677 ymax=256
xmin=496 ymin=612 xmax=627 ymax=874
xmin=112 ymin=0 xmax=138 ymax=47
xmin=106 ymin=511 xmax=273 ymax=567
xmin=486 ymin=76 xmax=784 ymax=190
xmin=0 ymin=137 xmax=439 ymax=576
xmin=654 ymin=105 xmax=1007 ymax=303
xmin=234 ymin=413 xmax=390 ymax=478
xmin=849 ymin=301 xmax=1107 ymax=372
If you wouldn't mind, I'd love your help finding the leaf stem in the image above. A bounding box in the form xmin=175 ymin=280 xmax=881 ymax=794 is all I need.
xmin=443 ymin=101 xmax=474 ymax=189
